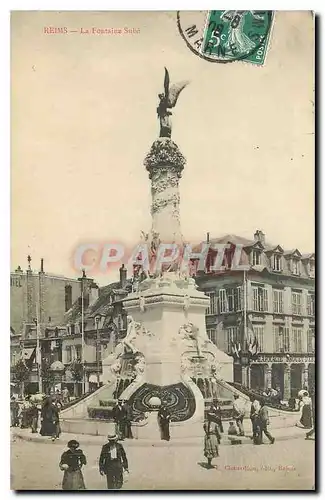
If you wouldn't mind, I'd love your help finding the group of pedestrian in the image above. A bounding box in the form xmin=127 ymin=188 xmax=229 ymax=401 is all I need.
xmin=10 ymin=393 xmax=63 ymax=441
xmin=10 ymin=395 xmax=40 ymax=431
xmin=59 ymin=433 xmax=129 ymax=490
xmin=112 ymin=399 xmax=133 ymax=440
xmin=250 ymin=396 xmax=275 ymax=445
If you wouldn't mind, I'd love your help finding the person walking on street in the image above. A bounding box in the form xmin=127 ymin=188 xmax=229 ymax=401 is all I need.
xmin=306 ymin=391 xmax=315 ymax=440
xmin=233 ymin=394 xmax=245 ymax=436
xmin=20 ymin=396 xmax=32 ymax=429
xmin=250 ymin=396 xmax=261 ymax=442
xmin=99 ymin=433 xmax=129 ymax=490
xmin=203 ymin=410 xmax=221 ymax=468
xmin=59 ymin=439 xmax=87 ymax=490
xmin=40 ymin=397 xmax=59 ymax=441
xmin=30 ymin=401 xmax=39 ymax=433
xmin=259 ymin=401 xmax=275 ymax=444
xmin=158 ymin=403 xmax=171 ymax=441
xmin=211 ymin=401 xmax=224 ymax=434
xmin=112 ymin=400 xmax=126 ymax=440
xmin=122 ymin=400 xmax=133 ymax=439
xmin=62 ymin=387 xmax=70 ymax=405
xmin=10 ymin=396 xmax=19 ymax=427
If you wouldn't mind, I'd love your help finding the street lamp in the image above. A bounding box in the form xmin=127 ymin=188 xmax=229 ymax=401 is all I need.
xmin=95 ymin=315 xmax=101 ymax=388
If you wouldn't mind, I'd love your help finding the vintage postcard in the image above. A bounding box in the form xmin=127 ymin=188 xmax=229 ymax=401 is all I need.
xmin=10 ymin=11 xmax=315 ymax=491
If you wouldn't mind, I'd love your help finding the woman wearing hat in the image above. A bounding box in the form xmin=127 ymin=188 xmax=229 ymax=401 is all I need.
xmin=99 ymin=433 xmax=129 ymax=489
xmin=203 ymin=411 xmax=221 ymax=468
xmin=59 ymin=440 xmax=87 ymax=490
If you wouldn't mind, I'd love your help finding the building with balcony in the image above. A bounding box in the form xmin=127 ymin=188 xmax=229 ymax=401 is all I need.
xmin=193 ymin=230 xmax=315 ymax=400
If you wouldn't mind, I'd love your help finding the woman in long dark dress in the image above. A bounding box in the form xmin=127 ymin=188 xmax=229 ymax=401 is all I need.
xmin=203 ymin=412 xmax=221 ymax=468
xmin=59 ymin=440 xmax=87 ymax=490
xmin=39 ymin=397 xmax=57 ymax=439
xmin=299 ymin=392 xmax=313 ymax=429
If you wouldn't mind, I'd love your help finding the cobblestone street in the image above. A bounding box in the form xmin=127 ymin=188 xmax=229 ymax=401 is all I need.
xmin=11 ymin=432 xmax=315 ymax=491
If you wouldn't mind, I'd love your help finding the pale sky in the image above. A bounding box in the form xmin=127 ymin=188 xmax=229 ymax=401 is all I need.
xmin=11 ymin=11 xmax=314 ymax=285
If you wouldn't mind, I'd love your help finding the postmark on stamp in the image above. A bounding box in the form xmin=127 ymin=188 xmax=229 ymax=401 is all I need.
xmin=177 ymin=11 xmax=274 ymax=65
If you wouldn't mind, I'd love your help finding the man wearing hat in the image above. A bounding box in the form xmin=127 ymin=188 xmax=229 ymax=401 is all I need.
xmin=99 ymin=433 xmax=129 ymax=490
xmin=112 ymin=399 xmax=126 ymax=440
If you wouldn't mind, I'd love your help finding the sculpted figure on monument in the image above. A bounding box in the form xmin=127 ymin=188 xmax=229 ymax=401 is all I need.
xmin=157 ymin=67 xmax=189 ymax=138
xmin=179 ymin=322 xmax=204 ymax=357
xmin=110 ymin=359 xmax=122 ymax=375
xmin=133 ymin=354 xmax=146 ymax=376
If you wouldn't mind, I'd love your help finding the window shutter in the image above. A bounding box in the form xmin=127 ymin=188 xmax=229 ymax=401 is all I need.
xmin=263 ymin=288 xmax=268 ymax=312
xmin=219 ymin=289 xmax=228 ymax=313
xmin=273 ymin=326 xmax=279 ymax=351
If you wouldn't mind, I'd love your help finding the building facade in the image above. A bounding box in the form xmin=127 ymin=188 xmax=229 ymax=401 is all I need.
xmin=194 ymin=230 xmax=315 ymax=400
xmin=10 ymin=260 xmax=130 ymax=395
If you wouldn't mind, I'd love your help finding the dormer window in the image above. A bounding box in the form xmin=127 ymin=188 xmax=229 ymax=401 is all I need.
xmin=252 ymin=250 xmax=261 ymax=266
xmin=292 ymin=258 xmax=300 ymax=275
xmin=309 ymin=260 xmax=315 ymax=278
xmin=273 ymin=254 xmax=282 ymax=272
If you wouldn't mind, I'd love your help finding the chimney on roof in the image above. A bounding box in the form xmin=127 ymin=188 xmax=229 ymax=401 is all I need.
xmin=207 ymin=232 xmax=210 ymax=243
xmin=40 ymin=258 xmax=44 ymax=273
xmin=89 ymin=283 xmax=99 ymax=306
xmin=119 ymin=264 xmax=127 ymax=289
xmin=254 ymin=230 xmax=265 ymax=245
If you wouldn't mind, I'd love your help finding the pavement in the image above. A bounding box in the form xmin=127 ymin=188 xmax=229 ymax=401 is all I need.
xmin=11 ymin=421 xmax=309 ymax=448
xmin=11 ymin=429 xmax=315 ymax=490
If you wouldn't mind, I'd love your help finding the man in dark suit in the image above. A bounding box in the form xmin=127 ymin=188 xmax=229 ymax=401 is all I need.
xmin=259 ymin=402 xmax=275 ymax=444
xmin=99 ymin=434 xmax=129 ymax=490
xmin=122 ymin=400 xmax=133 ymax=439
xmin=112 ymin=400 xmax=126 ymax=440
xmin=158 ymin=403 xmax=171 ymax=441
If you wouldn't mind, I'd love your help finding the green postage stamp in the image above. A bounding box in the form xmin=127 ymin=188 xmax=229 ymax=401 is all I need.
xmin=178 ymin=10 xmax=274 ymax=65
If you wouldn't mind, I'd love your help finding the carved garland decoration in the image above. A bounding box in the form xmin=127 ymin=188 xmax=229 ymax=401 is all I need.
xmin=151 ymin=193 xmax=181 ymax=215
xmin=151 ymin=173 xmax=179 ymax=195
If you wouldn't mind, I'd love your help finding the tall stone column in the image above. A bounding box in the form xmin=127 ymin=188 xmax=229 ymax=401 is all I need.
xmin=283 ymin=364 xmax=291 ymax=400
xmin=144 ymin=138 xmax=186 ymax=245
xmin=264 ymin=364 xmax=272 ymax=390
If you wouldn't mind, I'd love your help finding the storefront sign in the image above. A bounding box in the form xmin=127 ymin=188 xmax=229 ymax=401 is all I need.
xmin=254 ymin=355 xmax=315 ymax=364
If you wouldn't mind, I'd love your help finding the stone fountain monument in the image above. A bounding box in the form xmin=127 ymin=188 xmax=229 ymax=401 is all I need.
xmin=101 ymin=68 xmax=233 ymax=438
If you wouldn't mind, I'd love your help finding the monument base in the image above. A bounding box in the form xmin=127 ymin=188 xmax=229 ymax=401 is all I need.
xmin=101 ymin=273 xmax=233 ymax=425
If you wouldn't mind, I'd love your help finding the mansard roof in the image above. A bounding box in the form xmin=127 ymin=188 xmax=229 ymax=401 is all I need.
xmin=65 ymin=278 xmax=132 ymax=326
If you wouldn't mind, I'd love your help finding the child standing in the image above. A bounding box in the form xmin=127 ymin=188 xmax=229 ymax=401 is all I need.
xmin=228 ymin=421 xmax=242 ymax=445
xmin=59 ymin=440 xmax=87 ymax=490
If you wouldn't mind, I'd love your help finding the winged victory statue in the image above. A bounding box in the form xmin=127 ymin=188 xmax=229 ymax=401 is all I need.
xmin=157 ymin=67 xmax=189 ymax=138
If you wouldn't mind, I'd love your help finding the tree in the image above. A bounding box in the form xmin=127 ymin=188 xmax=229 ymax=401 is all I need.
xmin=12 ymin=359 xmax=30 ymax=396
xmin=69 ymin=359 xmax=84 ymax=382
xmin=41 ymin=361 xmax=56 ymax=392
xmin=69 ymin=359 xmax=84 ymax=396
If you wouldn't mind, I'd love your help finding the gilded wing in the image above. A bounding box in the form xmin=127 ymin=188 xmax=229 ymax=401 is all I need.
xmin=167 ymin=81 xmax=190 ymax=108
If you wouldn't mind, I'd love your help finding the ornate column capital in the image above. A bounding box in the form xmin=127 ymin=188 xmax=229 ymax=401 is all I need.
xmin=144 ymin=138 xmax=186 ymax=179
